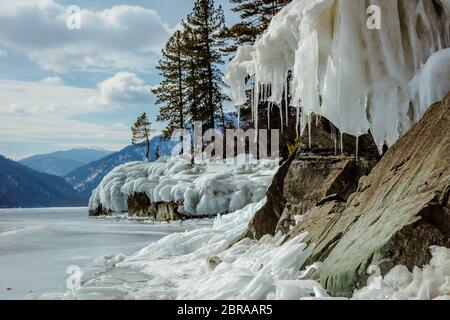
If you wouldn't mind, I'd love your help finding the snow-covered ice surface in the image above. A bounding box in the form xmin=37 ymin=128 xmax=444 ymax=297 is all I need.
xmin=49 ymin=200 xmax=450 ymax=300
xmin=89 ymin=155 xmax=280 ymax=216
xmin=0 ymin=207 xmax=206 ymax=300
xmin=54 ymin=199 xmax=321 ymax=300
xmin=224 ymin=0 xmax=450 ymax=152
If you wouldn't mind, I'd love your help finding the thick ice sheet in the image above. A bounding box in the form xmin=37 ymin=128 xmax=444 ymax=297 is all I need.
xmin=0 ymin=207 xmax=198 ymax=299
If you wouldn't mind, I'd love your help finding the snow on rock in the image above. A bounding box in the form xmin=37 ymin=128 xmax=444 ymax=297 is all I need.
xmin=89 ymin=155 xmax=280 ymax=216
xmin=224 ymin=0 xmax=450 ymax=152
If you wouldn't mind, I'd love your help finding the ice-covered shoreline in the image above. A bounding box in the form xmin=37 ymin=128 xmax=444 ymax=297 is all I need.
xmin=89 ymin=155 xmax=280 ymax=216
xmin=72 ymin=0 xmax=450 ymax=300
xmin=57 ymin=199 xmax=450 ymax=300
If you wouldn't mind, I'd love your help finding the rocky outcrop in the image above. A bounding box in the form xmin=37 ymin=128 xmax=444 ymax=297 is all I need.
xmin=88 ymin=203 xmax=112 ymax=217
xmin=127 ymin=192 xmax=184 ymax=221
xmin=251 ymin=93 xmax=450 ymax=297
xmin=246 ymin=154 xmax=295 ymax=239
xmin=277 ymin=155 xmax=376 ymax=234
xmin=246 ymin=115 xmax=379 ymax=239
xmin=310 ymin=94 xmax=450 ymax=296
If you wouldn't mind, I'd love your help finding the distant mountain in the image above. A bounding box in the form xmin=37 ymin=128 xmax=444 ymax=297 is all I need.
xmin=0 ymin=155 xmax=85 ymax=208
xmin=19 ymin=147 xmax=113 ymax=177
xmin=65 ymin=137 xmax=177 ymax=199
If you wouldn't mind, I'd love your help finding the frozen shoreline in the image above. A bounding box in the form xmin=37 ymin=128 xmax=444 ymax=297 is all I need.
xmin=0 ymin=207 xmax=205 ymax=300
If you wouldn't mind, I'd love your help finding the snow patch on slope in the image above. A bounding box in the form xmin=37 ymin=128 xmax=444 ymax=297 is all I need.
xmin=89 ymin=156 xmax=280 ymax=216
xmin=224 ymin=0 xmax=450 ymax=152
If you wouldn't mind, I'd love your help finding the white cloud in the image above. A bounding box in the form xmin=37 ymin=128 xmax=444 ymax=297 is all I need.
xmin=0 ymin=79 xmax=131 ymax=150
xmin=0 ymin=48 xmax=6 ymax=58
xmin=0 ymin=0 xmax=171 ymax=72
xmin=89 ymin=72 xmax=151 ymax=107
xmin=113 ymin=122 xmax=128 ymax=129
xmin=0 ymin=78 xmax=157 ymax=155
xmin=0 ymin=79 xmax=97 ymax=115
xmin=40 ymin=76 xmax=64 ymax=86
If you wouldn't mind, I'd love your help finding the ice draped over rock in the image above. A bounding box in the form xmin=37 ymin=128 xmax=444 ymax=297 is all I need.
xmin=89 ymin=156 xmax=280 ymax=216
xmin=224 ymin=0 xmax=450 ymax=152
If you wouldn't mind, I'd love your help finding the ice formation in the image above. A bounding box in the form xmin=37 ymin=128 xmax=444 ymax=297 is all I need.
xmin=59 ymin=200 xmax=324 ymax=300
xmin=89 ymin=155 xmax=280 ymax=216
xmin=63 ymin=198 xmax=450 ymax=300
xmin=224 ymin=0 xmax=450 ymax=152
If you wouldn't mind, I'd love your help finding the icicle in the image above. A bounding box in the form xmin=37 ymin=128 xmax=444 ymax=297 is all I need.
xmin=300 ymin=108 xmax=306 ymax=137
xmin=296 ymin=106 xmax=300 ymax=138
xmin=333 ymin=128 xmax=337 ymax=155
xmin=308 ymin=114 xmax=312 ymax=149
xmin=254 ymin=82 xmax=260 ymax=142
xmin=340 ymin=132 xmax=344 ymax=155
xmin=285 ymin=75 xmax=289 ymax=127
xmin=262 ymin=84 xmax=266 ymax=102
xmin=355 ymin=136 xmax=359 ymax=160
xmin=237 ymin=106 xmax=241 ymax=129
xmin=279 ymin=103 xmax=284 ymax=134
xmin=250 ymin=82 xmax=254 ymax=122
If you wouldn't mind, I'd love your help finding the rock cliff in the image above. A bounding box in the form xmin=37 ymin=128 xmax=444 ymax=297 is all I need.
xmin=248 ymin=93 xmax=450 ymax=297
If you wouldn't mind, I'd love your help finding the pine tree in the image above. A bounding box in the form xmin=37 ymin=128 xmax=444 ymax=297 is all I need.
xmin=223 ymin=0 xmax=291 ymax=54
xmin=152 ymin=30 xmax=187 ymax=139
xmin=184 ymin=0 xmax=227 ymax=130
xmin=131 ymin=112 xmax=154 ymax=161
xmin=181 ymin=22 xmax=203 ymax=125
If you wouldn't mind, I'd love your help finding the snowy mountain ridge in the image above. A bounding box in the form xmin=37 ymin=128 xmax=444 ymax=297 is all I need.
xmin=0 ymin=155 xmax=85 ymax=208
xmin=19 ymin=147 xmax=113 ymax=177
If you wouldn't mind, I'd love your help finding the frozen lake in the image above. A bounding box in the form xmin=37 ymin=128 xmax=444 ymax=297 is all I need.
xmin=0 ymin=207 xmax=204 ymax=299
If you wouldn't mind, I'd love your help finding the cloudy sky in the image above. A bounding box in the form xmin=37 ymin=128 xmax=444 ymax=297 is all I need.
xmin=0 ymin=0 xmax=238 ymax=159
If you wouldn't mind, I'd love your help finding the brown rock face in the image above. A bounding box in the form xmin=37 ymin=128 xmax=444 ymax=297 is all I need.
xmin=88 ymin=204 xmax=112 ymax=217
xmin=127 ymin=192 xmax=184 ymax=221
xmin=246 ymin=92 xmax=450 ymax=297
xmin=246 ymin=114 xmax=379 ymax=239
xmin=247 ymin=154 xmax=294 ymax=239
xmin=314 ymin=94 xmax=450 ymax=296
xmin=277 ymin=155 xmax=376 ymax=234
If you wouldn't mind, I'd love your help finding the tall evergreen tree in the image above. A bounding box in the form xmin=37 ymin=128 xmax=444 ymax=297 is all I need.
xmin=152 ymin=30 xmax=187 ymax=138
xmin=181 ymin=22 xmax=203 ymax=126
xmin=131 ymin=112 xmax=154 ymax=161
xmin=223 ymin=0 xmax=291 ymax=54
xmin=184 ymin=0 xmax=227 ymax=130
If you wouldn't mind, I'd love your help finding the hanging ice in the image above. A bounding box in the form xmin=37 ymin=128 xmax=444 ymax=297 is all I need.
xmin=224 ymin=0 xmax=450 ymax=152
